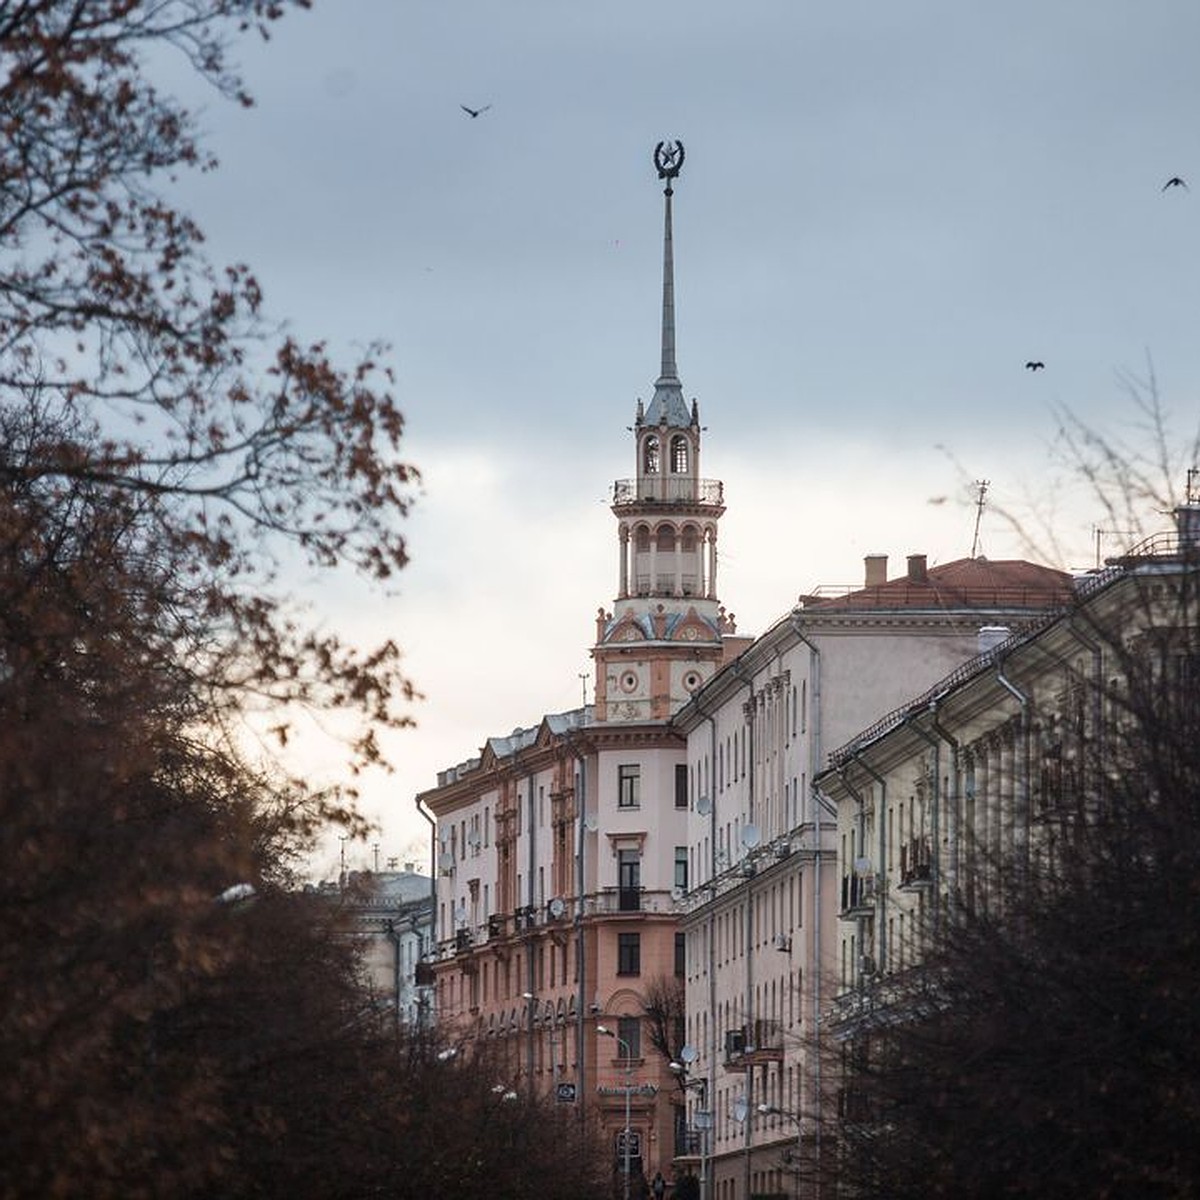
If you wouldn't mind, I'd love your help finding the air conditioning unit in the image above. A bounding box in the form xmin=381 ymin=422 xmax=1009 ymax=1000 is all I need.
xmin=859 ymin=954 xmax=877 ymax=977
xmin=773 ymin=933 xmax=792 ymax=952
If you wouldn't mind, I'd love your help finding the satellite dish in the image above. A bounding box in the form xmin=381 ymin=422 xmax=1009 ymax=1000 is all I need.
xmin=732 ymin=1096 xmax=749 ymax=1124
xmin=670 ymin=885 xmax=684 ymax=902
xmin=438 ymin=850 xmax=455 ymax=872
xmin=454 ymin=903 xmax=467 ymax=924
xmin=679 ymin=1044 xmax=698 ymax=1064
xmin=549 ymin=897 xmax=566 ymax=919
xmin=696 ymin=795 xmax=712 ymax=817
xmin=467 ymin=830 xmax=481 ymax=849
xmin=741 ymin=824 xmax=761 ymax=849
xmin=583 ymin=813 xmax=599 ymax=833
xmin=854 ymin=856 xmax=872 ymax=875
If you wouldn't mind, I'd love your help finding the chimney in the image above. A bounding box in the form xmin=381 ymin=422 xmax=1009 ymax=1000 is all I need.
xmin=864 ymin=554 xmax=888 ymax=587
xmin=906 ymin=554 xmax=928 ymax=583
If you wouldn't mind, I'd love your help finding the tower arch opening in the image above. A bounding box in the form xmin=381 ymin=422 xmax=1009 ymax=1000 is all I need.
xmin=670 ymin=434 xmax=690 ymax=474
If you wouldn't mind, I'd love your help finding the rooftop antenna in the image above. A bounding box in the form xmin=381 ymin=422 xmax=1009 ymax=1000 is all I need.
xmin=1187 ymin=466 xmax=1199 ymax=505
xmin=970 ymin=479 xmax=990 ymax=559
xmin=578 ymin=671 xmax=589 ymax=707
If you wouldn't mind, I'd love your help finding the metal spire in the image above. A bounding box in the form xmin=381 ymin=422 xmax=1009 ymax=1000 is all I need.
xmin=654 ymin=140 xmax=684 ymax=386
xmin=647 ymin=141 xmax=690 ymax=426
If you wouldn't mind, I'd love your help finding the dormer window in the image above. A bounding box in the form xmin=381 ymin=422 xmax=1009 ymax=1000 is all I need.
xmin=643 ymin=436 xmax=661 ymax=474
xmin=670 ymin=435 xmax=689 ymax=474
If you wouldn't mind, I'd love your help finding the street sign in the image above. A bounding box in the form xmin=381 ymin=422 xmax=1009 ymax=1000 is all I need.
xmin=555 ymin=1082 xmax=577 ymax=1104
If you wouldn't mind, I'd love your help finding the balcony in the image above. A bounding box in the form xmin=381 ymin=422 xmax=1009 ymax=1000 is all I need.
xmin=840 ymin=872 xmax=877 ymax=918
xmin=612 ymin=477 xmax=724 ymax=508
xmin=724 ymin=1020 xmax=784 ymax=1071
xmin=618 ymin=886 xmax=643 ymax=912
xmin=899 ymin=838 xmax=933 ymax=890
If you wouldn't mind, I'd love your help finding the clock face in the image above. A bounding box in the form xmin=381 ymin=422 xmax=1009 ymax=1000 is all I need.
xmin=680 ymin=626 xmax=700 ymax=641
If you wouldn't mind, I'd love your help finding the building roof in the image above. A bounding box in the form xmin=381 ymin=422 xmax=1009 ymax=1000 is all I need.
xmin=801 ymin=556 xmax=1074 ymax=612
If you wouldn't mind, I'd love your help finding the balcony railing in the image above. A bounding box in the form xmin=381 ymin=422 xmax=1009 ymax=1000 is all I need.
xmin=724 ymin=1020 xmax=784 ymax=1071
xmin=899 ymin=838 xmax=933 ymax=889
xmin=840 ymin=872 xmax=877 ymax=917
xmin=431 ymin=889 xmax=681 ymax=962
xmin=612 ymin=477 xmax=724 ymax=507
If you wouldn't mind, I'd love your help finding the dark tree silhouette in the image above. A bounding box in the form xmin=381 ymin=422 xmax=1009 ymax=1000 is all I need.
xmin=826 ymin=389 xmax=1200 ymax=1199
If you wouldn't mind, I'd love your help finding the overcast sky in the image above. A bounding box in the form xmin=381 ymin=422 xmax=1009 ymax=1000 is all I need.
xmin=172 ymin=1 xmax=1200 ymax=875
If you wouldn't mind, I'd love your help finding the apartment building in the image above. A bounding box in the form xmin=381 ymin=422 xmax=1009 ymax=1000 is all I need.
xmin=671 ymin=552 xmax=1073 ymax=1199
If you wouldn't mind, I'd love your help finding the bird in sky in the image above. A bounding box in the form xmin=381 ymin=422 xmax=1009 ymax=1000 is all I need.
xmin=1162 ymin=176 xmax=1188 ymax=191
xmin=460 ymin=104 xmax=491 ymax=118
xmin=1025 ymin=361 xmax=1045 ymax=371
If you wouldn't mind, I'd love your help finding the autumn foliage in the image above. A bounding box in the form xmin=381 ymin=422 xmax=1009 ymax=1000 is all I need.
xmin=0 ymin=2 xmax=436 ymax=1195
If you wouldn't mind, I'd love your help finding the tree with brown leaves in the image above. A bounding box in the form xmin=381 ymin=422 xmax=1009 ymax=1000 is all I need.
xmin=0 ymin=3 xmax=424 ymax=1195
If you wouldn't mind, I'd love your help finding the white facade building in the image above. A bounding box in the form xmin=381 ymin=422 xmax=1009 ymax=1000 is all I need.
xmin=821 ymin=504 xmax=1200 ymax=1037
xmin=672 ymin=553 xmax=1072 ymax=1198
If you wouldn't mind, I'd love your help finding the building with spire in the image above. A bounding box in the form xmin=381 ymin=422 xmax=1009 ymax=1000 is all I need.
xmin=417 ymin=143 xmax=748 ymax=1191
xmin=593 ymin=141 xmax=745 ymax=725
xmin=414 ymin=144 xmax=1082 ymax=1200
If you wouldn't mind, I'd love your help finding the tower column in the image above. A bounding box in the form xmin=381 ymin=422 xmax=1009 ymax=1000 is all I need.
xmin=707 ymin=528 xmax=719 ymax=599
xmin=619 ymin=526 xmax=630 ymax=598
xmin=649 ymin=538 xmax=658 ymax=596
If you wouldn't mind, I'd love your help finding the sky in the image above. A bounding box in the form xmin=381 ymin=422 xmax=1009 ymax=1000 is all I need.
xmin=167 ymin=1 xmax=1200 ymax=877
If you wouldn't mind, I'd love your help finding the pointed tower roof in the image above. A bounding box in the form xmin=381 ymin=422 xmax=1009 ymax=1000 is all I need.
xmin=642 ymin=140 xmax=693 ymax=429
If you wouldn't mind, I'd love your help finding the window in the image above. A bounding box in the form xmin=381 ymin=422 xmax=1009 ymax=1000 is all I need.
xmin=674 ymin=846 xmax=688 ymax=891
xmin=619 ymin=850 xmax=642 ymax=910
xmin=643 ymin=436 xmax=660 ymax=474
xmin=617 ymin=932 xmax=641 ymax=976
xmin=675 ymin=931 xmax=686 ymax=977
xmin=675 ymin=764 xmax=688 ymax=809
xmin=617 ymin=1015 xmax=642 ymax=1058
xmin=618 ymin=764 xmax=641 ymax=808
xmin=670 ymin=435 xmax=689 ymax=474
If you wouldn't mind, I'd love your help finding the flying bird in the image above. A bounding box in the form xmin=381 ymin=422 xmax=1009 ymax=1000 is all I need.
xmin=1025 ymin=361 xmax=1045 ymax=371
xmin=1162 ymin=176 xmax=1188 ymax=191
xmin=460 ymin=104 xmax=491 ymax=118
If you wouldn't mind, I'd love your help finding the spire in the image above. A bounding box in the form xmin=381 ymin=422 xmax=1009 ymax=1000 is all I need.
xmin=646 ymin=141 xmax=690 ymax=428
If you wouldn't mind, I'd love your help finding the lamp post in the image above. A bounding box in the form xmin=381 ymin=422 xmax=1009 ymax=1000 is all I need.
xmin=598 ymin=1024 xmax=632 ymax=1200
xmin=758 ymin=1104 xmax=803 ymax=1194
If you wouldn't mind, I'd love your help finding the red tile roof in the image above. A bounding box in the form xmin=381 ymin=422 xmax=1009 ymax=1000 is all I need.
xmin=801 ymin=557 xmax=1074 ymax=612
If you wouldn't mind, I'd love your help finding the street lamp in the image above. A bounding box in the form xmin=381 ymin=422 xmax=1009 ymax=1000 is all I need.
xmin=757 ymin=1104 xmax=804 ymax=1181
xmin=597 ymin=1024 xmax=633 ymax=1200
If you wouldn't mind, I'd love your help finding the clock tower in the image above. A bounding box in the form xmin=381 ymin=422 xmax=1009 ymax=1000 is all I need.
xmin=592 ymin=143 xmax=740 ymax=723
